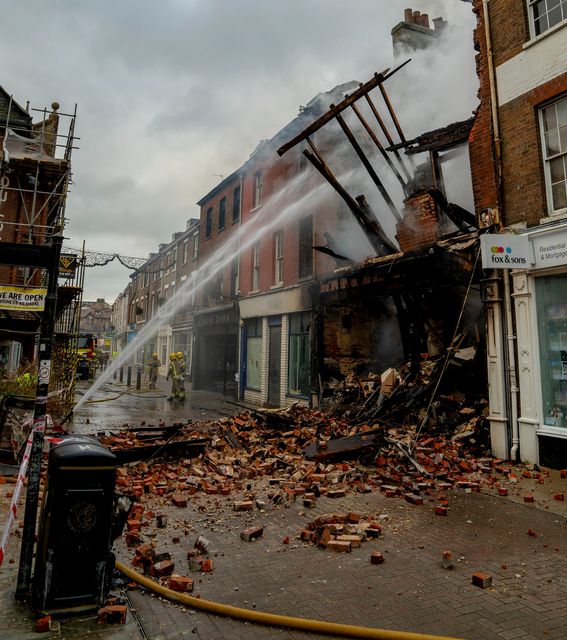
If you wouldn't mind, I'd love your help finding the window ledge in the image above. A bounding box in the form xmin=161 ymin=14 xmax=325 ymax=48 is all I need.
xmin=251 ymin=204 xmax=262 ymax=213
xmin=537 ymin=424 xmax=567 ymax=438
xmin=270 ymin=283 xmax=283 ymax=290
xmin=540 ymin=209 xmax=567 ymax=225
xmin=523 ymin=19 xmax=567 ymax=50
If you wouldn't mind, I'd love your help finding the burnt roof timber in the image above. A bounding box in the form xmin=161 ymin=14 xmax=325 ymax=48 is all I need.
xmin=387 ymin=118 xmax=474 ymax=155
xmin=277 ymin=59 xmax=411 ymax=157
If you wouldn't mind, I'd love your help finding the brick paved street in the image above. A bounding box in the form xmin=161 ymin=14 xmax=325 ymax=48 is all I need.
xmin=3 ymin=383 xmax=567 ymax=640
xmin=118 ymin=482 xmax=567 ymax=640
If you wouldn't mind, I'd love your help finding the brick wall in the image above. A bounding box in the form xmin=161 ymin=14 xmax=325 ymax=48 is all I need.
xmin=196 ymin=175 xmax=241 ymax=304
xmin=0 ymin=153 xmax=53 ymax=286
xmin=485 ymin=0 xmax=529 ymax=67
xmin=323 ymin=301 xmax=404 ymax=376
xmin=396 ymin=192 xmax=439 ymax=253
xmin=468 ymin=0 xmax=500 ymax=219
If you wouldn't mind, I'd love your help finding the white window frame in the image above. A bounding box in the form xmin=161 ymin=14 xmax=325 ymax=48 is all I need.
xmin=253 ymin=171 xmax=263 ymax=209
xmin=193 ymin=232 xmax=199 ymax=259
xmin=527 ymin=0 xmax=567 ymax=40
xmin=252 ymin=243 xmax=260 ymax=291
xmin=539 ymin=95 xmax=567 ymax=218
xmin=274 ymin=230 xmax=284 ymax=285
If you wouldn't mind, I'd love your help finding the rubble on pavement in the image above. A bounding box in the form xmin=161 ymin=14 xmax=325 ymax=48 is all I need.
xmin=88 ymin=354 xmax=567 ymax=586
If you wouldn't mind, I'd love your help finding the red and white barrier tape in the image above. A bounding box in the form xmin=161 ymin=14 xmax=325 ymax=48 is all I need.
xmin=0 ymin=419 xmax=62 ymax=567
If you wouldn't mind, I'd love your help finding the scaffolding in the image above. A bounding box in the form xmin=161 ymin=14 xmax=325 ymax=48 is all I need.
xmin=0 ymin=89 xmax=80 ymax=419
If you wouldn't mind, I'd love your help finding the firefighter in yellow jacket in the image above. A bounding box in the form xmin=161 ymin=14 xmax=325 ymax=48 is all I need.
xmin=166 ymin=352 xmax=184 ymax=401
xmin=148 ymin=352 xmax=160 ymax=390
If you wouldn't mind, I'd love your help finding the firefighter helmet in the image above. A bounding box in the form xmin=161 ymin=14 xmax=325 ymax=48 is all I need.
xmin=169 ymin=352 xmax=177 ymax=360
xmin=177 ymin=352 xmax=184 ymax=359
xmin=152 ymin=352 xmax=158 ymax=358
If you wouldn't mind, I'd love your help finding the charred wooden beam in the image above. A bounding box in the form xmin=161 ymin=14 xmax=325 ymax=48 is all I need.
xmin=313 ymin=245 xmax=353 ymax=263
xmin=277 ymin=59 xmax=411 ymax=157
xmin=427 ymin=187 xmax=477 ymax=231
xmin=350 ymin=102 xmax=408 ymax=192
xmin=364 ymin=93 xmax=413 ymax=183
xmin=303 ymin=149 xmax=394 ymax=257
xmin=377 ymin=83 xmax=416 ymax=171
xmin=355 ymin=195 xmax=397 ymax=255
xmin=333 ymin=111 xmax=401 ymax=223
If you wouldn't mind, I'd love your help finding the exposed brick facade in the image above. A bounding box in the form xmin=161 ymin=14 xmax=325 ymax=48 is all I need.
xmin=470 ymin=1 xmax=567 ymax=228
xmin=396 ymin=192 xmax=439 ymax=253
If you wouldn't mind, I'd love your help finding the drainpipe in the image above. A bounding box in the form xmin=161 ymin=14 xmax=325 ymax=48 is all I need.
xmin=483 ymin=0 xmax=520 ymax=460
xmin=237 ymin=174 xmax=244 ymax=399
xmin=503 ymin=269 xmax=520 ymax=460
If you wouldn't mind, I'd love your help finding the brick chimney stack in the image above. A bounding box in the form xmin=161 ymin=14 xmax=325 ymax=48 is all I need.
xmin=433 ymin=17 xmax=448 ymax=32
xmin=393 ymin=8 xmax=446 ymax=57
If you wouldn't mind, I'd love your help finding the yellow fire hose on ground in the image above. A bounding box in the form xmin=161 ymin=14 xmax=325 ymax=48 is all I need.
xmin=115 ymin=560 xmax=463 ymax=640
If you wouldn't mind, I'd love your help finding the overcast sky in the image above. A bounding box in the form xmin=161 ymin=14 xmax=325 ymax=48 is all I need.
xmin=0 ymin=0 xmax=477 ymax=303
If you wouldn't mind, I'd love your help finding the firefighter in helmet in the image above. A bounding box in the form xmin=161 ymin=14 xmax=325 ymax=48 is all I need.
xmin=176 ymin=351 xmax=186 ymax=400
xmin=148 ymin=352 xmax=160 ymax=390
xmin=166 ymin=352 xmax=184 ymax=401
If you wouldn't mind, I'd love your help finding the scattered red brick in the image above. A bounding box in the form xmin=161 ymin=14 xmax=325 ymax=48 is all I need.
xmin=97 ymin=605 xmax=127 ymax=624
xmin=150 ymin=560 xmax=175 ymax=578
xmin=240 ymin=526 xmax=264 ymax=542
xmin=472 ymin=572 xmax=492 ymax=589
xmin=442 ymin=550 xmax=454 ymax=570
xmin=171 ymin=495 xmax=187 ymax=508
xmin=35 ymin=616 xmax=52 ymax=633
xmin=168 ymin=575 xmax=194 ymax=592
xmin=371 ymin=551 xmax=384 ymax=565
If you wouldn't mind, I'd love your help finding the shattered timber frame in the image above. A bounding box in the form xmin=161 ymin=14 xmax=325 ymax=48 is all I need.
xmin=278 ymin=61 xmax=483 ymax=388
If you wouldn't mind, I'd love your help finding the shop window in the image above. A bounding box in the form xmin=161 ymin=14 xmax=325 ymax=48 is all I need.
xmin=536 ymin=273 xmax=567 ymax=428
xmin=541 ymin=95 xmax=567 ymax=214
xmin=288 ymin=312 xmax=310 ymax=397
xmin=245 ymin=318 xmax=262 ymax=390
xmin=528 ymin=0 xmax=567 ymax=38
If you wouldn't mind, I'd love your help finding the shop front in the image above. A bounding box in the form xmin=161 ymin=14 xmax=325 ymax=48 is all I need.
xmin=192 ymin=304 xmax=239 ymax=398
xmin=483 ymin=224 xmax=567 ymax=466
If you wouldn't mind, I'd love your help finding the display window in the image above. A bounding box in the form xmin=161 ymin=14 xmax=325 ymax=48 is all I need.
xmin=535 ymin=273 xmax=567 ymax=428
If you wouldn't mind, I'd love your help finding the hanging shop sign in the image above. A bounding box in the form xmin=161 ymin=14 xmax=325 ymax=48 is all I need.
xmin=480 ymin=234 xmax=531 ymax=270
xmin=59 ymin=254 xmax=78 ymax=275
xmin=0 ymin=286 xmax=47 ymax=311
xmin=531 ymin=227 xmax=567 ymax=269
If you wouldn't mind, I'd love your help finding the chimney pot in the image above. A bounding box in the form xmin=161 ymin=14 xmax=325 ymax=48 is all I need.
xmin=433 ymin=16 xmax=446 ymax=31
xmin=420 ymin=13 xmax=430 ymax=28
xmin=404 ymin=8 xmax=413 ymax=23
xmin=412 ymin=10 xmax=421 ymax=23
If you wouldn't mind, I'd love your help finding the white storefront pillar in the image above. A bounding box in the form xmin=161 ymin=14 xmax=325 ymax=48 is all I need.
xmin=511 ymin=270 xmax=539 ymax=463
xmin=483 ymin=274 xmax=509 ymax=459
